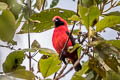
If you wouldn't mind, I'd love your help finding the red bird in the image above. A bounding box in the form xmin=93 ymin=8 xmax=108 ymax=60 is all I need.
xmin=52 ymin=16 xmax=82 ymax=71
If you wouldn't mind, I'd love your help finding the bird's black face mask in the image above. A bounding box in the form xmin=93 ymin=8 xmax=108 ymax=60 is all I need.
xmin=54 ymin=18 xmax=64 ymax=27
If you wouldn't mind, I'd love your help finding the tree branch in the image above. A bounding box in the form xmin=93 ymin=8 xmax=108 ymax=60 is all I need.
xmin=59 ymin=22 xmax=76 ymax=60
xmin=28 ymin=0 xmax=32 ymax=71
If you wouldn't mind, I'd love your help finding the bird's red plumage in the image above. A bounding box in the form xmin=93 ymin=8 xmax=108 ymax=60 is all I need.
xmin=52 ymin=16 xmax=82 ymax=71
xmin=52 ymin=25 xmax=72 ymax=54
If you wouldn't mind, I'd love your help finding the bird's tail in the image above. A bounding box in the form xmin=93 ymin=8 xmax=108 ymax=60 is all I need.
xmin=71 ymin=58 xmax=82 ymax=71
xmin=70 ymin=54 xmax=82 ymax=71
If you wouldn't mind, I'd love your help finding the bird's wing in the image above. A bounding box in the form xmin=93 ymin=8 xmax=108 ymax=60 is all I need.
xmin=66 ymin=31 xmax=75 ymax=46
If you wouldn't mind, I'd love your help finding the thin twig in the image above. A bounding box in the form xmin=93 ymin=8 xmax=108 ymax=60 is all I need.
xmin=60 ymin=22 xmax=76 ymax=60
xmin=0 ymin=45 xmax=16 ymax=50
xmin=32 ymin=50 xmax=39 ymax=57
xmin=0 ymin=72 xmax=4 ymax=74
xmin=103 ymin=1 xmax=118 ymax=13
xmin=55 ymin=67 xmax=73 ymax=80
xmin=28 ymin=0 xmax=32 ymax=71
xmin=53 ymin=72 xmax=57 ymax=79
xmin=57 ymin=64 xmax=68 ymax=77
xmin=80 ymin=33 xmax=88 ymax=44
xmin=55 ymin=53 xmax=84 ymax=80
xmin=32 ymin=57 xmax=38 ymax=62
xmin=42 ymin=0 xmax=46 ymax=10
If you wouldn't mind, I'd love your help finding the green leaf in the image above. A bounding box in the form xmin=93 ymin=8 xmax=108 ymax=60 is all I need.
xmin=16 ymin=14 xmax=24 ymax=29
xmin=95 ymin=0 xmax=102 ymax=5
xmin=72 ymin=61 xmax=89 ymax=80
xmin=8 ymin=69 xmax=35 ymax=80
xmin=77 ymin=61 xmax=89 ymax=75
xmin=110 ymin=25 xmax=120 ymax=31
xmin=80 ymin=0 xmax=95 ymax=8
xmin=105 ymin=70 xmax=120 ymax=80
xmin=23 ymin=5 xmax=31 ymax=20
xmin=116 ymin=1 xmax=120 ymax=6
xmin=88 ymin=58 xmax=106 ymax=77
xmin=36 ymin=0 xmax=44 ymax=10
xmin=38 ymin=56 xmax=61 ymax=78
xmin=77 ymin=46 xmax=82 ymax=58
xmin=67 ymin=43 xmax=81 ymax=53
xmin=0 ymin=2 xmax=8 ymax=10
xmin=94 ymin=41 xmax=120 ymax=72
xmin=103 ymin=11 xmax=120 ymax=16
xmin=39 ymin=48 xmax=57 ymax=56
xmin=105 ymin=40 xmax=120 ymax=50
xmin=18 ymin=8 xmax=76 ymax=33
xmin=79 ymin=5 xmax=100 ymax=29
xmin=68 ymin=15 xmax=80 ymax=21
xmin=86 ymin=71 xmax=94 ymax=80
xmin=0 ymin=75 xmax=13 ymax=80
xmin=0 ymin=9 xmax=16 ymax=42
xmin=104 ymin=56 xmax=119 ymax=73
xmin=72 ymin=75 xmax=86 ymax=80
xmin=2 ymin=0 xmax=23 ymax=19
xmin=3 ymin=50 xmax=25 ymax=73
xmin=50 ymin=0 xmax=59 ymax=8
xmin=96 ymin=16 xmax=120 ymax=32
xmin=31 ymin=40 xmax=41 ymax=49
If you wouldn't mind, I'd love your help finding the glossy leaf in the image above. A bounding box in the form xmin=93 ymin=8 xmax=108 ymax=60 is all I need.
xmin=116 ymin=1 xmax=120 ymax=6
xmin=18 ymin=8 xmax=76 ymax=33
xmin=1 ymin=0 xmax=23 ymax=19
xmin=96 ymin=16 xmax=120 ymax=32
xmin=68 ymin=15 xmax=80 ymax=21
xmin=16 ymin=14 xmax=24 ymax=29
xmin=8 ymin=69 xmax=35 ymax=80
xmin=0 ymin=9 xmax=16 ymax=42
xmin=79 ymin=5 xmax=100 ymax=29
xmin=3 ymin=51 xmax=25 ymax=73
xmin=80 ymin=0 xmax=95 ymax=8
xmin=86 ymin=71 xmax=94 ymax=80
xmin=94 ymin=41 xmax=120 ymax=72
xmin=77 ymin=46 xmax=82 ymax=58
xmin=36 ymin=0 xmax=44 ymax=10
xmin=105 ymin=40 xmax=120 ymax=50
xmin=77 ymin=61 xmax=89 ymax=75
xmin=50 ymin=0 xmax=59 ymax=8
xmin=39 ymin=48 xmax=57 ymax=56
xmin=0 ymin=2 xmax=8 ymax=10
xmin=105 ymin=70 xmax=120 ymax=80
xmin=88 ymin=58 xmax=106 ymax=77
xmin=0 ymin=75 xmax=13 ymax=80
xmin=72 ymin=75 xmax=86 ymax=80
xmin=31 ymin=40 xmax=41 ymax=49
xmin=104 ymin=56 xmax=120 ymax=73
xmin=103 ymin=11 xmax=120 ymax=16
xmin=67 ymin=43 xmax=81 ymax=53
xmin=110 ymin=25 xmax=120 ymax=31
xmin=38 ymin=56 xmax=61 ymax=78
xmin=23 ymin=5 xmax=31 ymax=20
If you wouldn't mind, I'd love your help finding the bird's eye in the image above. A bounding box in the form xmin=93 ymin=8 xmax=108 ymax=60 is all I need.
xmin=54 ymin=18 xmax=60 ymax=22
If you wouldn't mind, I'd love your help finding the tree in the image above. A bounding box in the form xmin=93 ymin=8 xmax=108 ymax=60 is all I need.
xmin=0 ymin=0 xmax=120 ymax=80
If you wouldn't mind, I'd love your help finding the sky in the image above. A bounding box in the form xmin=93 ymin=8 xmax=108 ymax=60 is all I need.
xmin=0 ymin=0 xmax=120 ymax=80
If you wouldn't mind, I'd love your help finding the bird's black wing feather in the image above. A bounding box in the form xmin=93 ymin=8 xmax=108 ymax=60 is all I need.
xmin=66 ymin=31 xmax=75 ymax=46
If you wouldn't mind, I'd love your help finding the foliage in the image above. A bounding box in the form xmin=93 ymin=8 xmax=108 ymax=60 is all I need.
xmin=38 ymin=55 xmax=61 ymax=78
xmin=0 ymin=0 xmax=120 ymax=80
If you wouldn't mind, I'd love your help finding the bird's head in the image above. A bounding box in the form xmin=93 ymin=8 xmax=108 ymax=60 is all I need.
xmin=52 ymin=16 xmax=68 ymax=28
